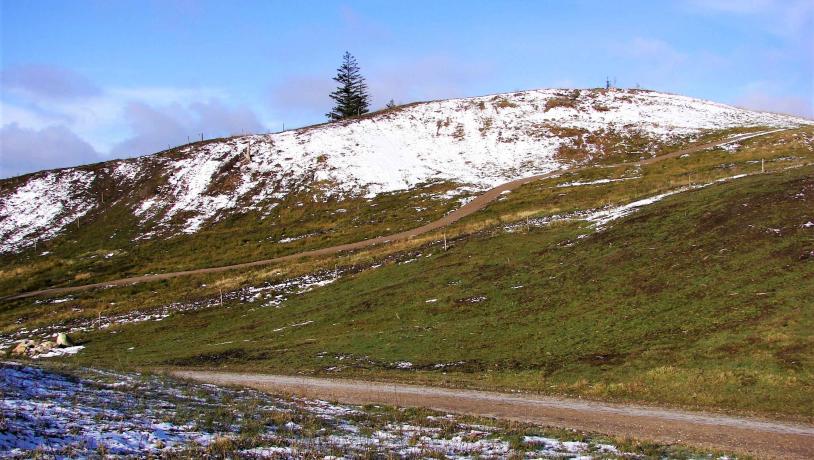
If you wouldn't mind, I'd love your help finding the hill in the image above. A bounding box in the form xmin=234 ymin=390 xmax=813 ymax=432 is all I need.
xmin=1 ymin=88 xmax=810 ymax=255
xmin=1 ymin=88 xmax=810 ymax=298
xmin=1 ymin=88 xmax=812 ymax=421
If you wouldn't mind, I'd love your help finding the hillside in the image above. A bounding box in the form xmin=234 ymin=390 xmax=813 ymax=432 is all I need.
xmin=1 ymin=88 xmax=810 ymax=257
xmin=1 ymin=87 xmax=813 ymax=428
xmin=64 ymin=162 xmax=814 ymax=418
xmin=1 ymin=116 xmax=812 ymax=419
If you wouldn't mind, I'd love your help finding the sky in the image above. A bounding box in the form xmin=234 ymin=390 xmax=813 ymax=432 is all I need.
xmin=1 ymin=0 xmax=812 ymax=178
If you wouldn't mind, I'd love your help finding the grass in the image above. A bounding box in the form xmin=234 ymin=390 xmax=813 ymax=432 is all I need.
xmin=0 ymin=178 xmax=470 ymax=297
xmin=11 ymin=361 xmax=737 ymax=459
xmin=48 ymin=161 xmax=814 ymax=419
xmin=2 ymin=126 xmax=812 ymax=420
xmin=0 ymin=126 xmax=798 ymax=300
xmin=453 ymin=126 xmax=813 ymax=230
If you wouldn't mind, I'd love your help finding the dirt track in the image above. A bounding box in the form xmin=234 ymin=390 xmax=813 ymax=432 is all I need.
xmin=5 ymin=130 xmax=779 ymax=300
xmin=173 ymin=370 xmax=814 ymax=460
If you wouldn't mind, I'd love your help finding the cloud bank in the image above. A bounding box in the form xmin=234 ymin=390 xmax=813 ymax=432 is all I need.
xmin=0 ymin=124 xmax=101 ymax=178
xmin=1 ymin=64 xmax=267 ymax=178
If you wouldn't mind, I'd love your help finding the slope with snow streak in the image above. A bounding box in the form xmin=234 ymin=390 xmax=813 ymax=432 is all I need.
xmin=1 ymin=88 xmax=810 ymax=253
xmin=2 ymin=129 xmax=795 ymax=301
xmin=0 ymin=170 xmax=96 ymax=254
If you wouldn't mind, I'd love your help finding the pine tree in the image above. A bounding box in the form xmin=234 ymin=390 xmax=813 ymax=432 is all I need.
xmin=327 ymin=52 xmax=370 ymax=120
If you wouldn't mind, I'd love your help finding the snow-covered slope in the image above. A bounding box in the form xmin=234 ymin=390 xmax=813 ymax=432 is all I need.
xmin=1 ymin=88 xmax=810 ymax=253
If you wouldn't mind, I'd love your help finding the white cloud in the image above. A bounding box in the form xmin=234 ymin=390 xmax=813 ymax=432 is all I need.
xmin=111 ymin=99 xmax=266 ymax=157
xmin=735 ymin=81 xmax=813 ymax=118
xmin=1 ymin=65 xmax=267 ymax=174
xmin=0 ymin=123 xmax=102 ymax=178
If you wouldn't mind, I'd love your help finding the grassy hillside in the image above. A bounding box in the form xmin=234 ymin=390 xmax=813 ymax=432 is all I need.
xmin=3 ymin=128 xmax=809 ymax=329
xmin=1 ymin=126 xmax=805 ymax=301
xmin=58 ymin=161 xmax=814 ymax=418
xmin=0 ymin=179 xmax=469 ymax=297
xmin=2 ymin=127 xmax=812 ymax=420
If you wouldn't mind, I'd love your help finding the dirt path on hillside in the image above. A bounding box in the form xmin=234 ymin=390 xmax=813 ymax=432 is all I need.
xmin=173 ymin=370 xmax=814 ymax=460
xmin=5 ymin=130 xmax=780 ymax=300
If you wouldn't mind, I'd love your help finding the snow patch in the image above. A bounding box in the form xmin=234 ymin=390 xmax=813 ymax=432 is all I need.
xmin=32 ymin=345 xmax=84 ymax=359
xmin=0 ymin=363 xmax=655 ymax=458
xmin=0 ymin=170 xmax=96 ymax=253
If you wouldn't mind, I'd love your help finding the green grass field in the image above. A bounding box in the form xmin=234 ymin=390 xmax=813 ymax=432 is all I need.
xmin=3 ymin=127 xmax=812 ymax=420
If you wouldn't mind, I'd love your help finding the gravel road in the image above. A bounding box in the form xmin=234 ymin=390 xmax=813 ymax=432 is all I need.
xmin=174 ymin=370 xmax=814 ymax=460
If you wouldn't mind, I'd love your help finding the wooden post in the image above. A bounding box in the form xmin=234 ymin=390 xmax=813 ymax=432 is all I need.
xmin=200 ymin=133 xmax=204 ymax=142
xmin=244 ymin=141 xmax=252 ymax=163
xmin=219 ymin=288 xmax=223 ymax=307
xmin=443 ymin=233 xmax=447 ymax=251
xmin=762 ymin=158 xmax=765 ymax=173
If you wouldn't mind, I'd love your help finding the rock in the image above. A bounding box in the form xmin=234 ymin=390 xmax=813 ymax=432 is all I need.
xmin=56 ymin=333 xmax=73 ymax=347
xmin=12 ymin=340 xmax=35 ymax=355
xmin=33 ymin=341 xmax=55 ymax=355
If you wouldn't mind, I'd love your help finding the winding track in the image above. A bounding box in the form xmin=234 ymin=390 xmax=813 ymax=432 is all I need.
xmin=173 ymin=371 xmax=814 ymax=460
xmin=5 ymin=130 xmax=782 ymax=300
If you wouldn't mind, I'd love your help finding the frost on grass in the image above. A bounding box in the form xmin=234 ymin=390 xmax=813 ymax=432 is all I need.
xmin=505 ymin=172 xmax=766 ymax=234
xmin=0 ymin=362 xmax=677 ymax=459
xmin=0 ymin=269 xmax=344 ymax=351
xmin=0 ymin=248 xmax=432 ymax=352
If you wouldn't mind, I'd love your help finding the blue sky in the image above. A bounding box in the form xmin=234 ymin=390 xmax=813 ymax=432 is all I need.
xmin=1 ymin=0 xmax=812 ymax=178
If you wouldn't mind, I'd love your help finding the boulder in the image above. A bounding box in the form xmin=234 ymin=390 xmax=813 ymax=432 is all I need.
xmin=12 ymin=340 xmax=35 ymax=356
xmin=56 ymin=333 xmax=73 ymax=347
xmin=33 ymin=341 xmax=55 ymax=355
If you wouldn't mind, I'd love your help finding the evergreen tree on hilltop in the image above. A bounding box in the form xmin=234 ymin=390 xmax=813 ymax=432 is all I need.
xmin=327 ymin=52 xmax=370 ymax=120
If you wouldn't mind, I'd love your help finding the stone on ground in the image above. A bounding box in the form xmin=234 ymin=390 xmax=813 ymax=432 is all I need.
xmin=12 ymin=340 xmax=35 ymax=355
xmin=56 ymin=333 xmax=73 ymax=347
